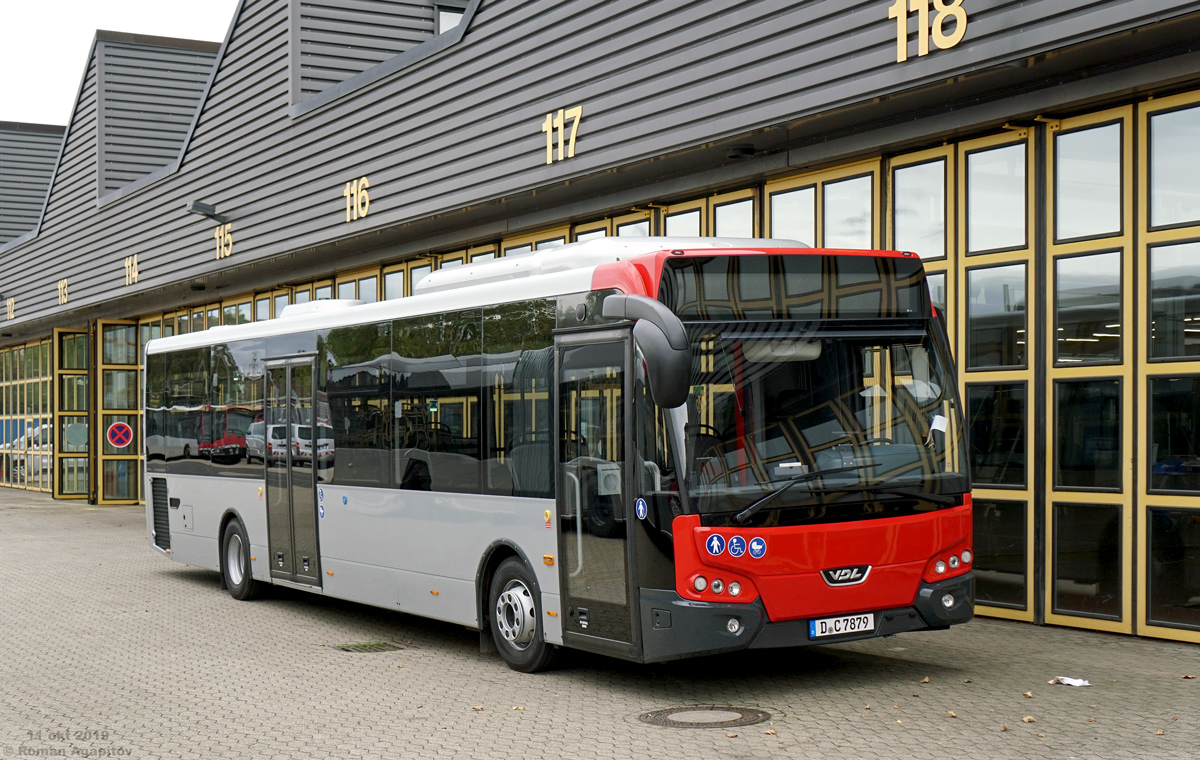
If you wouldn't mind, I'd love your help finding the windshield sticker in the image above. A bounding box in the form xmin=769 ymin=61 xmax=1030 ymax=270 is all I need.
xmin=930 ymin=414 xmax=949 ymax=432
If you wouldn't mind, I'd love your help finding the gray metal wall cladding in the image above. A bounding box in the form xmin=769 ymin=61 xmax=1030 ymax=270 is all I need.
xmin=4 ymin=0 xmax=1200 ymax=332
xmin=293 ymin=0 xmax=440 ymax=100
xmin=0 ymin=126 xmax=63 ymax=244
xmin=98 ymin=40 xmax=218 ymax=195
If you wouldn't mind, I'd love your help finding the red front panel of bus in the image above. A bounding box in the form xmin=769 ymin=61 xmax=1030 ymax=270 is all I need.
xmin=672 ymin=498 xmax=972 ymax=622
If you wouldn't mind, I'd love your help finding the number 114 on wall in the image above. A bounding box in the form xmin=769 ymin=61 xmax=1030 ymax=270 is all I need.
xmin=888 ymin=0 xmax=967 ymax=63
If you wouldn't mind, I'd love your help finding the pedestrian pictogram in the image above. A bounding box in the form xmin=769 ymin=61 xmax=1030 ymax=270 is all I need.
xmin=106 ymin=421 xmax=133 ymax=449
xmin=706 ymin=534 xmax=726 ymax=556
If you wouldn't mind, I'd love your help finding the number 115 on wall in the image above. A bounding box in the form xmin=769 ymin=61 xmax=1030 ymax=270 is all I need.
xmin=888 ymin=0 xmax=967 ymax=63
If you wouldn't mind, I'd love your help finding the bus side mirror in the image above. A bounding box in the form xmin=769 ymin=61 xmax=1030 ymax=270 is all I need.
xmin=602 ymin=294 xmax=692 ymax=409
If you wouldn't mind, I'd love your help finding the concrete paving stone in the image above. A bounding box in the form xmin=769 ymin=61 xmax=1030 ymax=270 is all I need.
xmin=0 ymin=492 xmax=1198 ymax=758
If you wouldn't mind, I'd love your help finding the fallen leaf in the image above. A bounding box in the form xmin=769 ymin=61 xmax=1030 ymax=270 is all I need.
xmin=1037 ymin=733 xmax=1046 ymax=738
xmin=864 ymin=705 xmax=871 ymax=710
xmin=964 ymin=679 xmax=972 ymax=683
xmin=1023 ymin=691 xmax=1034 ymax=698
xmin=763 ymin=730 xmax=776 ymax=735
xmin=1172 ymin=717 xmax=1178 ymax=721
xmin=1155 ymin=730 xmax=1165 ymax=736
xmin=912 ymin=693 xmax=920 ymax=697
xmin=893 ymin=705 xmax=899 ymax=709
xmin=1087 ymin=719 xmax=1096 ymax=723
xmin=472 ymin=706 xmax=483 ymax=711
xmin=1183 ymin=675 xmax=1196 ymax=679
xmin=948 ymin=711 xmax=958 ymax=718
xmin=396 ymin=665 xmax=403 ymax=668
xmin=1022 ymin=716 xmax=1037 ymax=723
xmin=1000 ymin=726 xmax=1008 ymax=732
xmin=990 ymin=709 xmax=995 ymax=713
xmin=512 ymin=706 xmax=525 ymax=711
xmin=726 ymin=733 xmax=738 ymax=738
xmin=896 ymin=720 xmax=902 ymax=725
xmin=920 ymin=676 xmax=931 ymax=684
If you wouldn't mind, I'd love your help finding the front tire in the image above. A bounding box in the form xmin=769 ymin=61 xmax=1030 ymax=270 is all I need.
xmin=221 ymin=519 xmax=261 ymax=601
xmin=489 ymin=557 xmax=556 ymax=673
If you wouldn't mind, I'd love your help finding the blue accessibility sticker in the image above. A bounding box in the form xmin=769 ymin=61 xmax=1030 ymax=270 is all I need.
xmin=318 ymin=504 xmax=325 ymax=519
xmin=342 ymin=494 xmax=348 ymax=505
xmin=705 ymin=534 xmax=726 ymax=556
xmin=728 ymin=536 xmax=747 ymax=557
xmin=635 ymin=497 xmax=648 ymax=520
xmin=318 ymin=487 xmax=324 ymax=503
xmin=748 ymin=537 xmax=767 ymax=559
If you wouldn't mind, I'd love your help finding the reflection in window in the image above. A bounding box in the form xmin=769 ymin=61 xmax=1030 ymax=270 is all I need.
xmin=437 ymin=7 xmax=464 ymax=33
xmin=1150 ymin=241 xmax=1200 ymax=359
xmin=1055 ymin=379 xmax=1121 ymax=489
xmin=384 ymin=271 xmax=403 ymax=300
xmin=617 ymin=219 xmax=650 ymax=237
xmin=102 ymin=325 xmax=137 ymax=365
xmin=967 ymin=264 xmax=1026 ymax=368
xmin=322 ymin=323 xmax=392 ymax=488
xmin=1149 ymin=507 xmax=1200 ymax=630
xmin=273 ymin=294 xmax=288 ymax=318
xmin=359 ymin=276 xmax=378 ymax=303
xmin=575 ymin=229 xmax=606 ymax=242
xmin=1149 ymin=377 xmax=1200 ymax=492
xmin=926 ymin=272 xmax=946 ymax=312
xmin=1055 ymin=123 xmax=1121 ymax=240
xmin=714 ymin=199 xmax=753 ymax=238
xmin=967 ymin=143 xmax=1026 ymax=252
xmin=337 ymin=281 xmax=356 ymax=300
xmin=505 ymin=244 xmax=533 ymax=258
xmin=1150 ymin=104 xmax=1200 ymax=228
xmin=1055 ymin=251 xmax=1121 ymax=363
xmin=315 ymin=284 xmax=332 ymax=300
xmin=893 ymin=159 xmax=945 ymax=259
xmin=1054 ymin=502 xmax=1121 ymax=619
xmin=410 ymin=265 xmax=432 ymax=292
xmin=973 ymin=499 xmax=1027 ymax=609
xmin=966 ymin=383 xmax=1025 ymax=486
xmin=770 ymin=186 xmax=815 ymax=246
xmin=665 ymin=209 xmax=701 ymax=237
xmin=824 ymin=175 xmax=872 ymax=249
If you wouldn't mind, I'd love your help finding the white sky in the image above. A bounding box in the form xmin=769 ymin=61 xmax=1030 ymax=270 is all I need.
xmin=0 ymin=0 xmax=240 ymax=126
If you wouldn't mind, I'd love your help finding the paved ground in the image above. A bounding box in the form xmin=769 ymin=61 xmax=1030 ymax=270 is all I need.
xmin=0 ymin=490 xmax=1197 ymax=760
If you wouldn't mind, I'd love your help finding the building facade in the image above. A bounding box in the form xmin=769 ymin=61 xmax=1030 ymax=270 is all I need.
xmin=2 ymin=0 xmax=1200 ymax=643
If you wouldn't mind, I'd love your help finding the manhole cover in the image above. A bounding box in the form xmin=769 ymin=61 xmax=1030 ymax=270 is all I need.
xmin=638 ymin=706 xmax=771 ymax=728
xmin=335 ymin=642 xmax=403 ymax=653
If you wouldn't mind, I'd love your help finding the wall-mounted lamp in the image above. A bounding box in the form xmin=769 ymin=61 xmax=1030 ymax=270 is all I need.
xmin=185 ymin=200 xmax=229 ymax=223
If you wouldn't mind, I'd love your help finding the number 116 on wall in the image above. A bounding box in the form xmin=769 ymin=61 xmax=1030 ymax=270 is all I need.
xmin=888 ymin=0 xmax=967 ymax=63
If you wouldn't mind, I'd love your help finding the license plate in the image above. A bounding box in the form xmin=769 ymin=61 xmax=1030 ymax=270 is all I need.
xmin=809 ymin=613 xmax=875 ymax=638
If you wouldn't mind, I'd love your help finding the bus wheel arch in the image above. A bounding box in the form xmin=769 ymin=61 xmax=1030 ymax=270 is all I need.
xmin=219 ymin=510 xmax=261 ymax=601
xmin=475 ymin=542 xmax=556 ymax=672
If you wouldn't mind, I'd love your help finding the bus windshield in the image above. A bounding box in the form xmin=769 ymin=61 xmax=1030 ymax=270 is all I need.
xmin=678 ymin=320 xmax=967 ymax=518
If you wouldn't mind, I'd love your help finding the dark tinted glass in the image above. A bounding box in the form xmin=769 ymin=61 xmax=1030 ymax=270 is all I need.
xmin=1054 ymin=502 xmax=1122 ymax=619
xmin=966 ymin=383 xmax=1025 ymax=486
xmin=1055 ymin=251 xmax=1121 ymax=363
xmin=321 ymin=323 xmax=392 ymax=488
xmin=392 ymin=310 xmax=482 ymax=494
xmin=1149 ymin=377 xmax=1200 ymax=492
xmin=973 ymin=499 xmax=1027 ymax=609
xmin=207 ymin=342 xmax=266 ymax=479
xmin=161 ymin=348 xmax=210 ymax=475
xmin=482 ymin=300 xmax=556 ymax=498
xmin=1149 ymin=508 xmax=1200 ymax=630
xmin=1055 ymin=379 xmax=1121 ymax=489
xmin=967 ymin=264 xmax=1026 ymax=368
xmin=1150 ymin=241 xmax=1200 ymax=359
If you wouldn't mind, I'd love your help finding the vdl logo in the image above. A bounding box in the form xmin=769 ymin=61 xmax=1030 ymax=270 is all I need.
xmin=821 ymin=565 xmax=872 ymax=586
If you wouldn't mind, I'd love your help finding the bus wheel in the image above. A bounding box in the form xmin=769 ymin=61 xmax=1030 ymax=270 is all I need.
xmin=221 ymin=519 xmax=261 ymax=601
xmin=489 ymin=558 xmax=556 ymax=673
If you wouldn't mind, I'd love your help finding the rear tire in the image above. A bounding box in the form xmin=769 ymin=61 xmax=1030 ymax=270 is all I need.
xmin=221 ymin=519 xmax=261 ymax=601
xmin=489 ymin=557 xmax=556 ymax=673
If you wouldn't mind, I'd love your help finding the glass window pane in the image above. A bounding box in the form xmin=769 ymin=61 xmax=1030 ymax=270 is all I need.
xmin=823 ymin=175 xmax=872 ymax=249
xmin=60 ymin=376 xmax=88 ymax=412
xmin=714 ymin=199 xmax=753 ymax=238
xmin=973 ymin=499 xmax=1027 ymax=609
xmin=440 ymin=257 xmax=464 ymax=268
xmin=471 ymin=252 xmax=494 ymax=263
xmin=437 ymin=8 xmax=463 ymax=33
xmin=665 ymin=209 xmax=701 ymax=237
xmin=337 ymin=281 xmax=356 ymax=300
xmin=1055 ymin=123 xmax=1121 ymax=240
xmin=206 ymin=308 xmax=219 ymax=330
xmin=537 ymin=237 xmax=566 ymax=249
xmin=1055 ymin=251 xmax=1122 ymax=363
xmin=102 ymin=459 xmax=138 ymax=501
xmin=293 ymin=290 xmax=311 ymax=304
xmin=222 ymin=305 xmax=237 ymax=326
xmin=238 ymin=302 xmax=252 ymax=324
xmin=102 ymin=370 xmax=138 ymax=410
xmin=1055 ymin=379 xmax=1121 ymax=489
xmin=893 ymin=159 xmax=946 ymax=259
xmin=1150 ymin=104 xmax=1200 ymax=228
xmin=102 ymin=325 xmax=137 ymax=365
xmin=410 ymin=265 xmax=432 ymax=292
xmin=966 ymin=383 xmax=1026 ymax=487
xmin=617 ymin=220 xmax=650 ymax=237
xmin=102 ymin=414 xmax=138 ymax=456
xmin=358 ymin=276 xmax=378 ymax=303
xmin=967 ymin=143 xmax=1026 ymax=252
xmin=771 ymin=187 xmax=815 ymax=245
xmin=1150 ymin=241 xmax=1200 ymax=359
xmin=59 ymin=416 xmax=88 ymax=453
xmin=967 ymin=264 xmax=1026 ymax=368
xmin=926 ymin=272 xmax=946 ymax=312
xmin=58 ymin=457 xmax=88 ymax=496
xmin=1054 ymin=502 xmax=1122 ymax=619
xmin=255 ymin=298 xmax=269 ymax=321
xmin=575 ymin=229 xmax=606 ymax=242
xmin=273 ymin=294 xmax=289 ymax=316
xmin=505 ymin=244 xmax=533 ymax=258
xmin=315 ymin=285 xmax=332 ymax=300
xmin=384 ymin=271 xmax=404 ymax=300
xmin=1148 ymin=507 xmax=1200 ymax=630
xmin=1150 ymin=377 xmax=1200 ymax=492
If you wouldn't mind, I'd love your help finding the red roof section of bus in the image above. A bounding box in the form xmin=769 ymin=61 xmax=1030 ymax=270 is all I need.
xmin=590 ymin=247 xmax=919 ymax=297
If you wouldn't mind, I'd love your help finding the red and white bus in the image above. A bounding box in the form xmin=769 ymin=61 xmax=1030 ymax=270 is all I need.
xmin=144 ymin=238 xmax=972 ymax=672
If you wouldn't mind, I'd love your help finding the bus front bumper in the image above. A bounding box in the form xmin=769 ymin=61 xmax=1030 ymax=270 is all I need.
xmin=639 ymin=572 xmax=974 ymax=663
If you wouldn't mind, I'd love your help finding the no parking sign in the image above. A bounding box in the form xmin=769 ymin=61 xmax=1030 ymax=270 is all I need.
xmin=106 ymin=421 xmax=133 ymax=449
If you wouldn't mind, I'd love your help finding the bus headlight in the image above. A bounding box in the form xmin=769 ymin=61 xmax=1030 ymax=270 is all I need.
xmin=728 ymin=582 xmax=741 ymax=597
xmin=935 ymin=560 xmax=946 ymax=574
xmin=961 ymin=550 xmax=972 ymax=564
xmin=693 ymin=576 xmax=708 ymax=592
xmin=949 ymin=555 xmax=960 ymax=569
xmin=710 ymin=579 xmax=724 ymax=594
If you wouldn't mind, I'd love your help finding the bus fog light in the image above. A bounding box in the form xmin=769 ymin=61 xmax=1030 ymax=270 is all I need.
xmin=962 ymin=550 xmax=972 ymax=564
xmin=693 ymin=576 xmax=708 ymax=592
xmin=726 ymin=617 xmax=741 ymax=634
xmin=935 ymin=560 xmax=946 ymax=574
xmin=710 ymin=579 xmax=724 ymax=594
xmin=941 ymin=593 xmax=955 ymax=608
xmin=949 ymin=555 xmax=960 ymax=569
xmin=728 ymin=582 xmax=741 ymax=597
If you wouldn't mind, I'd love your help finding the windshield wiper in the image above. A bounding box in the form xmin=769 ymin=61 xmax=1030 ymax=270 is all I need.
xmin=809 ymin=484 xmax=959 ymax=507
xmin=733 ymin=464 xmax=877 ymax=525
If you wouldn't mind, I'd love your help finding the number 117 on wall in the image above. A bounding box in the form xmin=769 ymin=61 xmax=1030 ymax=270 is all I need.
xmin=888 ymin=0 xmax=967 ymax=63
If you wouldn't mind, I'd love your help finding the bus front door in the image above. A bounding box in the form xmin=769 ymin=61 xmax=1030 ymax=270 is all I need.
xmin=265 ymin=358 xmax=321 ymax=586
xmin=556 ymin=332 xmax=639 ymax=659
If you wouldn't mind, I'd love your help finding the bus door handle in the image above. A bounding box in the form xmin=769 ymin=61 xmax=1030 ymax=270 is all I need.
xmin=565 ymin=470 xmax=584 ymax=578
